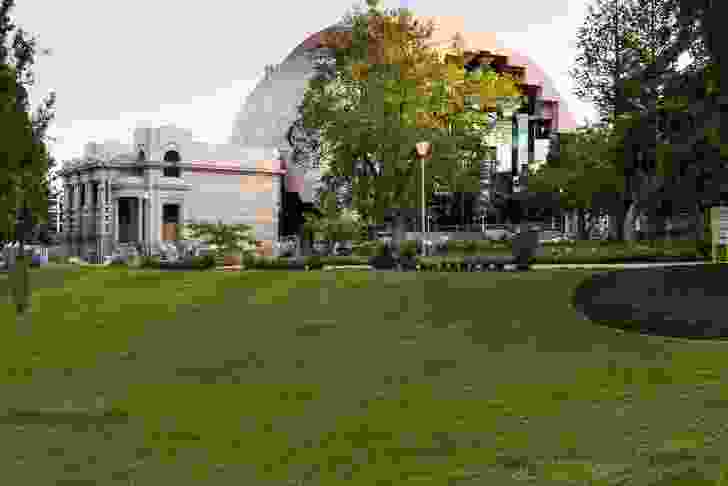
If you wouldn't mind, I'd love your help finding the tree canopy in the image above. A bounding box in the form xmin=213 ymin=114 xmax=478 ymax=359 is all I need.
xmin=297 ymin=0 xmax=523 ymax=246
xmin=0 ymin=0 xmax=56 ymax=249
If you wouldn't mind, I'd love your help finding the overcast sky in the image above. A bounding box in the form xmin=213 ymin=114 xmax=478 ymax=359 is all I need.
xmin=13 ymin=0 xmax=605 ymax=170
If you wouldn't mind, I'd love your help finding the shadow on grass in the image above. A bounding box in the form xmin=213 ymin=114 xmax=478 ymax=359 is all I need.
xmin=0 ymin=407 xmax=130 ymax=426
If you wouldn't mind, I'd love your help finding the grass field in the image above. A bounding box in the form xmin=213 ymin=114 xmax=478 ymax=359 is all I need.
xmin=1 ymin=265 xmax=727 ymax=485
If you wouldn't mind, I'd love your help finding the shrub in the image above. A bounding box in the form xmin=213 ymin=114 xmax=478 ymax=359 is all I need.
xmin=242 ymin=252 xmax=258 ymax=268
xmin=48 ymin=255 xmax=65 ymax=264
xmin=317 ymin=256 xmax=370 ymax=267
xmin=140 ymin=256 xmax=161 ymax=269
xmin=352 ymin=241 xmax=383 ymax=257
xmin=463 ymin=240 xmax=479 ymax=255
xmin=158 ymin=255 xmax=216 ymax=270
xmin=369 ymin=244 xmax=397 ymax=269
xmin=242 ymin=255 xmax=325 ymax=270
xmin=400 ymin=241 xmax=418 ymax=258
xmin=198 ymin=255 xmax=216 ymax=269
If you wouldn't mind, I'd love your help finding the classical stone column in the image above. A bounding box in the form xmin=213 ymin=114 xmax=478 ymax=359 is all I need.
xmin=96 ymin=177 xmax=107 ymax=262
xmin=112 ymin=197 xmax=118 ymax=245
xmin=137 ymin=197 xmax=143 ymax=246
xmin=72 ymin=176 xmax=82 ymax=257
xmin=149 ymin=167 xmax=162 ymax=251
xmin=84 ymin=176 xmax=95 ymax=260
xmin=62 ymin=182 xmax=72 ymax=255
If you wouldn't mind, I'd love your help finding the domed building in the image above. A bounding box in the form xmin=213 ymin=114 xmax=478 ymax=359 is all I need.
xmin=229 ymin=17 xmax=579 ymax=234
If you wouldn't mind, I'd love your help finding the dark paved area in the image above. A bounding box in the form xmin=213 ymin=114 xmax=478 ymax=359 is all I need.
xmin=572 ymin=264 xmax=728 ymax=340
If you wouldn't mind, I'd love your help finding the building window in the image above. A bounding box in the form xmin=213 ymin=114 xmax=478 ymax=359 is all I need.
xmin=105 ymin=181 xmax=109 ymax=204
xmin=163 ymin=150 xmax=181 ymax=177
xmin=163 ymin=166 xmax=180 ymax=177
xmin=80 ymin=184 xmax=85 ymax=207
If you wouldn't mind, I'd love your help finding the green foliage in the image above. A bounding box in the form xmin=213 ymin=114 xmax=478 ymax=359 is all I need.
xmin=243 ymin=256 xmax=327 ymax=271
xmin=1 ymin=4 xmax=58 ymax=315
xmin=168 ymin=255 xmax=216 ymax=270
xmin=351 ymin=240 xmax=383 ymax=257
xmin=303 ymin=206 xmax=365 ymax=254
xmin=139 ymin=256 xmax=161 ymax=269
xmin=570 ymin=0 xmax=681 ymax=125
xmin=184 ymin=219 xmax=258 ymax=259
xmin=47 ymin=254 xmax=64 ymax=264
xmin=530 ymin=123 xmax=625 ymax=216
xmin=399 ymin=240 xmax=418 ymax=258
xmin=297 ymin=3 xmax=521 ymax=228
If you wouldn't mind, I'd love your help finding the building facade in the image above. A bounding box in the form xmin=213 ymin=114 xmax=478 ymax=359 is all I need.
xmin=57 ymin=125 xmax=286 ymax=262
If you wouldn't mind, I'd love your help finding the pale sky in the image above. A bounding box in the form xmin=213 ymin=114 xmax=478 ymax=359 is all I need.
xmin=13 ymin=0 xmax=607 ymax=181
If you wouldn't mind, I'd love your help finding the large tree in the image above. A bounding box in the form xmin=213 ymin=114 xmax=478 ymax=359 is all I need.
xmin=614 ymin=0 xmax=725 ymax=241
xmin=0 ymin=0 xmax=56 ymax=315
xmin=297 ymin=0 xmax=523 ymax=256
xmin=569 ymin=0 xmax=686 ymax=241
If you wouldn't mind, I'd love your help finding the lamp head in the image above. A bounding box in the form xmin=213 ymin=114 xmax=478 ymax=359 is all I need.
xmin=415 ymin=141 xmax=432 ymax=158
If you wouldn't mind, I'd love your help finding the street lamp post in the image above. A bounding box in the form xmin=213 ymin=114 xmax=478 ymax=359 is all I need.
xmin=416 ymin=141 xmax=432 ymax=257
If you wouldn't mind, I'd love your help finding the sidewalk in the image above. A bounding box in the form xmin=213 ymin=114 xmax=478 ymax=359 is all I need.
xmin=322 ymin=261 xmax=712 ymax=272
xmin=530 ymin=261 xmax=710 ymax=270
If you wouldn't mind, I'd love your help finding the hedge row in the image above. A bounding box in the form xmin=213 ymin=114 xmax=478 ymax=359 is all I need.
xmin=96 ymin=238 xmax=710 ymax=272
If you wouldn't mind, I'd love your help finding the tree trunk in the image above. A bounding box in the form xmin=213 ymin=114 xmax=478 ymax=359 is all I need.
xmin=13 ymin=206 xmax=31 ymax=315
xmin=461 ymin=192 xmax=465 ymax=229
xmin=576 ymin=207 xmax=588 ymax=240
xmin=299 ymin=223 xmax=313 ymax=257
xmin=694 ymin=201 xmax=705 ymax=242
xmin=647 ymin=210 xmax=668 ymax=242
xmin=623 ymin=200 xmax=640 ymax=243
xmin=608 ymin=199 xmax=628 ymax=240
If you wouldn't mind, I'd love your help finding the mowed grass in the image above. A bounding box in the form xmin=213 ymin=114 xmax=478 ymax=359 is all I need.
xmin=1 ymin=265 xmax=728 ymax=485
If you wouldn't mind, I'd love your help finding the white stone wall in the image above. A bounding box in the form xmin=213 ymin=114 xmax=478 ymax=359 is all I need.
xmin=181 ymin=171 xmax=281 ymax=244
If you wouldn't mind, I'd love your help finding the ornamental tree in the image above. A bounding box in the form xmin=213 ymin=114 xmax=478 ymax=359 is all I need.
xmin=184 ymin=219 xmax=260 ymax=260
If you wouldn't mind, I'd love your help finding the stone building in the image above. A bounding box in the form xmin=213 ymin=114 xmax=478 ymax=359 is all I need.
xmin=57 ymin=125 xmax=285 ymax=262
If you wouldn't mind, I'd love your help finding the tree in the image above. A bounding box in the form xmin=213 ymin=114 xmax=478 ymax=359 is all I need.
xmin=298 ymin=0 xmax=523 ymax=257
xmin=0 ymin=0 xmax=56 ymax=315
xmin=528 ymin=122 xmax=626 ymax=239
xmin=569 ymin=0 xmax=687 ymax=241
xmin=614 ymin=0 xmax=725 ymax=241
xmin=184 ymin=219 xmax=260 ymax=261
xmin=303 ymin=208 xmax=365 ymax=256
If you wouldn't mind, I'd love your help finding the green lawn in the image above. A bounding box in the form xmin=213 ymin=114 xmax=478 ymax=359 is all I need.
xmin=1 ymin=265 xmax=727 ymax=485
